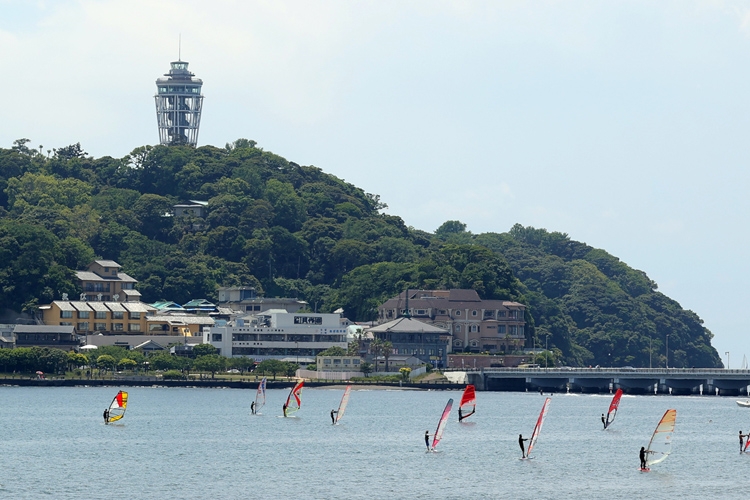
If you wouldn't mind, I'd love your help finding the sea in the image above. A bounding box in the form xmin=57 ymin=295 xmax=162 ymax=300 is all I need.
xmin=0 ymin=385 xmax=747 ymax=499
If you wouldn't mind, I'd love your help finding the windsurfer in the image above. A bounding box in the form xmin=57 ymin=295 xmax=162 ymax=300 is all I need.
xmin=740 ymin=430 xmax=747 ymax=453
xmin=103 ymin=409 xmax=109 ymax=424
xmin=639 ymin=446 xmax=648 ymax=469
xmin=425 ymin=430 xmax=432 ymax=450
xmin=458 ymin=408 xmax=463 ymax=422
xmin=601 ymin=413 xmax=606 ymax=429
xmin=251 ymin=401 xmax=255 ymax=415
xmin=330 ymin=409 xmax=338 ymax=424
xmin=283 ymin=404 xmax=287 ymax=417
xmin=518 ymin=434 xmax=528 ymax=458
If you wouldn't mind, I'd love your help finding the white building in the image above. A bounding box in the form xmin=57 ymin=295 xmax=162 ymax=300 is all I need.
xmin=204 ymin=309 xmax=348 ymax=360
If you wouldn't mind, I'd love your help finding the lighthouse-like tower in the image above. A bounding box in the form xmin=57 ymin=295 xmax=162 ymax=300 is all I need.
xmin=154 ymin=60 xmax=204 ymax=146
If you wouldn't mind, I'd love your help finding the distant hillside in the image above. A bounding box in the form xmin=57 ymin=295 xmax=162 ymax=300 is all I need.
xmin=0 ymin=138 xmax=721 ymax=367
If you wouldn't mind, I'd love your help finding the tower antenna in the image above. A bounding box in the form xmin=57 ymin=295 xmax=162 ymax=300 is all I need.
xmin=178 ymin=33 xmax=181 ymax=61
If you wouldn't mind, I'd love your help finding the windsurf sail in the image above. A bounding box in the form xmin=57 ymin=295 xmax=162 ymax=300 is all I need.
xmin=284 ymin=380 xmax=304 ymax=415
xmin=526 ymin=397 xmax=551 ymax=457
xmin=645 ymin=409 xmax=677 ymax=467
xmin=604 ymin=388 xmax=623 ymax=429
xmin=459 ymin=385 xmax=476 ymax=420
xmin=106 ymin=390 xmax=128 ymax=423
xmin=335 ymin=385 xmax=352 ymax=423
xmin=745 ymin=433 xmax=750 ymax=453
xmin=254 ymin=377 xmax=267 ymax=413
xmin=431 ymin=398 xmax=454 ymax=450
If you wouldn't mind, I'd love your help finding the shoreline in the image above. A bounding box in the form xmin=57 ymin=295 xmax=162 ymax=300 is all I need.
xmin=0 ymin=377 xmax=463 ymax=391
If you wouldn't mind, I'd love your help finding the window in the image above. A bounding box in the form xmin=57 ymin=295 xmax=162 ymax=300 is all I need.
xmin=469 ymin=340 xmax=479 ymax=348
xmin=77 ymin=322 xmax=89 ymax=330
xmin=455 ymin=325 xmax=461 ymax=333
xmin=212 ymin=333 xmax=222 ymax=341
xmin=498 ymin=325 xmax=506 ymax=334
xmin=453 ymin=339 xmax=462 ymax=347
xmin=472 ymin=310 xmax=477 ymax=316
xmin=60 ymin=322 xmax=72 ymax=326
xmin=112 ymin=311 xmax=124 ymax=319
xmin=353 ymin=359 xmax=360 ymax=365
xmin=498 ymin=311 xmax=506 ymax=317
xmin=324 ymin=359 xmax=332 ymax=365
xmin=60 ymin=311 xmax=73 ymax=319
xmin=112 ymin=323 xmax=123 ymax=331
xmin=78 ymin=311 xmax=89 ymax=319
xmin=438 ymin=310 xmax=446 ymax=315
xmin=455 ymin=310 xmax=461 ymax=316
xmin=129 ymin=312 xmax=141 ymax=320
xmin=416 ymin=309 xmax=426 ymax=315
xmin=128 ymin=324 xmax=141 ymax=332
xmin=95 ymin=311 xmax=107 ymax=319
xmin=94 ymin=323 xmax=106 ymax=331
xmin=470 ymin=325 xmax=478 ymax=333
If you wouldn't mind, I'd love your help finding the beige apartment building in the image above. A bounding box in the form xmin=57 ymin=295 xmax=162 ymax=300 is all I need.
xmin=377 ymin=289 xmax=526 ymax=354
xmin=77 ymin=260 xmax=140 ymax=302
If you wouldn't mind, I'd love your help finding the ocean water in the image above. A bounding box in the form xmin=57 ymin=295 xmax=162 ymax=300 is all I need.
xmin=0 ymin=386 xmax=747 ymax=499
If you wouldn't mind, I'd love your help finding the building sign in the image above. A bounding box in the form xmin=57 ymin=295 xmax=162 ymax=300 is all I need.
xmin=294 ymin=316 xmax=322 ymax=325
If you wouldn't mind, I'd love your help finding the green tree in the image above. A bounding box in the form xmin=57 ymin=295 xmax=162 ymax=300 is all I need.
xmin=192 ymin=343 xmax=218 ymax=357
xmin=399 ymin=367 xmax=411 ymax=381
xmin=117 ymin=358 xmax=137 ymax=371
xmin=318 ymin=346 xmax=347 ymax=357
xmin=96 ymin=355 xmax=116 ymax=372
xmin=193 ymin=354 xmax=227 ymax=378
xmin=256 ymin=359 xmax=286 ymax=380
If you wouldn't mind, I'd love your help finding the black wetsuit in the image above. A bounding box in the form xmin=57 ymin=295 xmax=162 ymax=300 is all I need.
xmin=458 ymin=408 xmax=463 ymax=422
xmin=425 ymin=432 xmax=430 ymax=450
xmin=601 ymin=414 xmax=606 ymax=429
xmin=639 ymin=447 xmax=647 ymax=469
xmin=740 ymin=432 xmax=745 ymax=453
xmin=331 ymin=410 xmax=337 ymax=424
xmin=518 ymin=435 xmax=528 ymax=458
xmin=103 ymin=409 xmax=109 ymax=424
xmin=251 ymin=402 xmax=255 ymax=415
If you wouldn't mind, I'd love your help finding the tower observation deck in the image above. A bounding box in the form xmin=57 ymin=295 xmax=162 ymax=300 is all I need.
xmin=154 ymin=60 xmax=203 ymax=146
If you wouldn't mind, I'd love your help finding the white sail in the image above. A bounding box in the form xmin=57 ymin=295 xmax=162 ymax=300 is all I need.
xmin=254 ymin=377 xmax=267 ymax=413
xmin=646 ymin=409 xmax=677 ymax=467
xmin=335 ymin=385 xmax=352 ymax=423
xmin=527 ymin=397 xmax=550 ymax=457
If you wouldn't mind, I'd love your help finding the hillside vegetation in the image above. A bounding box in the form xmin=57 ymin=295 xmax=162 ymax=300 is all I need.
xmin=0 ymin=138 xmax=721 ymax=368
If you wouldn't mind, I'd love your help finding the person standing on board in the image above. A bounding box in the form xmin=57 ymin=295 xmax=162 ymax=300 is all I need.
xmin=458 ymin=408 xmax=463 ymax=422
xmin=740 ymin=431 xmax=747 ymax=453
xmin=601 ymin=413 xmax=606 ymax=429
xmin=282 ymin=404 xmax=287 ymax=418
xmin=424 ymin=431 xmax=432 ymax=450
xmin=518 ymin=434 xmax=529 ymax=458
xmin=330 ymin=409 xmax=338 ymax=424
xmin=103 ymin=409 xmax=109 ymax=425
xmin=639 ymin=446 xmax=647 ymax=469
xmin=250 ymin=401 xmax=255 ymax=415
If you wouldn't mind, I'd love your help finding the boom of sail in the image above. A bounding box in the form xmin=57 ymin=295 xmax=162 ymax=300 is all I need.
xmin=604 ymin=388 xmax=623 ymax=429
xmin=106 ymin=390 xmax=128 ymax=423
xmin=645 ymin=409 xmax=677 ymax=467
xmin=459 ymin=385 xmax=476 ymax=420
xmin=335 ymin=385 xmax=352 ymax=423
xmin=431 ymin=398 xmax=454 ymax=451
xmin=526 ymin=397 xmax=551 ymax=457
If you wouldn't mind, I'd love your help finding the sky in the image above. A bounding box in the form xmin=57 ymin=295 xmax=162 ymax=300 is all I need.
xmin=1 ymin=0 xmax=749 ymax=366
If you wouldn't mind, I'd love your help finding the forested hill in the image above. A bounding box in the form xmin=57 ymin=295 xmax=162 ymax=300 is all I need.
xmin=0 ymin=138 xmax=722 ymax=368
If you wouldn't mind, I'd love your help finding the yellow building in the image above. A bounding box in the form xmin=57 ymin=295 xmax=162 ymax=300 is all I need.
xmin=40 ymin=300 xmax=156 ymax=334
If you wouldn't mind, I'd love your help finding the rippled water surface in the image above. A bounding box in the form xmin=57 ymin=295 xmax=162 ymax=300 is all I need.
xmin=1 ymin=386 xmax=748 ymax=499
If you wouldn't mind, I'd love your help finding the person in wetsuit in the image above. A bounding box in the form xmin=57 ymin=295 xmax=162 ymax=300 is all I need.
xmin=458 ymin=408 xmax=463 ymax=422
xmin=740 ymin=430 xmax=747 ymax=453
xmin=282 ymin=404 xmax=287 ymax=417
xmin=518 ymin=434 xmax=529 ymax=458
xmin=601 ymin=413 xmax=606 ymax=429
xmin=250 ymin=401 xmax=255 ymax=415
xmin=639 ymin=446 xmax=648 ymax=469
xmin=425 ymin=430 xmax=432 ymax=450
xmin=330 ymin=409 xmax=338 ymax=424
xmin=103 ymin=409 xmax=109 ymax=424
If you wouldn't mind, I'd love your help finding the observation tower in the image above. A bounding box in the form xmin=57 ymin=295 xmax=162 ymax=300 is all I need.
xmin=154 ymin=59 xmax=204 ymax=146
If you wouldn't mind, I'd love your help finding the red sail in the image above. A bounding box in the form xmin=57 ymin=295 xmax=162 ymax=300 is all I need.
xmin=459 ymin=385 xmax=476 ymax=409
xmin=604 ymin=389 xmax=623 ymax=429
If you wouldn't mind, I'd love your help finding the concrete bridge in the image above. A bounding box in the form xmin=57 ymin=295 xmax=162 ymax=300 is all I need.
xmin=459 ymin=367 xmax=750 ymax=395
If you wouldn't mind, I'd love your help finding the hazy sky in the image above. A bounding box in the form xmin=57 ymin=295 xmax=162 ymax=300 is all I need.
xmin=2 ymin=1 xmax=749 ymax=365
